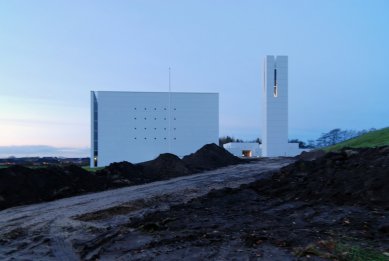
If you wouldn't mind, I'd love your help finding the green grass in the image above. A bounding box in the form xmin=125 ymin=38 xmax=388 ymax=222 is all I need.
xmin=82 ymin=166 xmax=104 ymax=172
xmin=334 ymin=243 xmax=389 ymax=261
xmin=325 ymin=127 xmax=389 ymax=152
xmin=294 ymin=241 xmax=389 ymax=260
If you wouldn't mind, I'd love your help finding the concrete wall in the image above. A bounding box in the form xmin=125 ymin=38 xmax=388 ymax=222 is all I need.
xmin=223 ymin=142 xmax=262 ymax=157
xmin=91 ymin=91 xmax=219 ymax=167
xmin=287 ymin=143 xmax=305 ymax=156
xmin=262 ymin=55 xmax=290 ymax=157
xmin=223 ymin=142 xmax=306 ymax=158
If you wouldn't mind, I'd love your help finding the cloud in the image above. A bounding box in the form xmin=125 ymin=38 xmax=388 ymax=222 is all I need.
xmin=0 ymin=145 xmax=89 ymax=158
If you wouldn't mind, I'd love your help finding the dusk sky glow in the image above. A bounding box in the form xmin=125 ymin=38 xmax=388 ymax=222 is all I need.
xmin=1 ymin=0 xmax=388 ymax=157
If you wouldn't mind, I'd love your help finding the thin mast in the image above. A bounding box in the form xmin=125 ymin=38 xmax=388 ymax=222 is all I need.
xmin=168 ymin=67 xmax=172 ymax=153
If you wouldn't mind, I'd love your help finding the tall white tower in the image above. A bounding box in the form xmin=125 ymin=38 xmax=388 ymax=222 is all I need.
xmin=262 ymin=55 xmax=289 ymax=157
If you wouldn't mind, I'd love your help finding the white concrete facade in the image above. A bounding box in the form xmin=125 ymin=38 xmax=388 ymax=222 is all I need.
xmin=261 ymin=55 xmax=305 ymax=157
xmin=91 ymin=91 xmax=219 ymax=167
xmin=223 ymin=142 xmax=261 ymax=158
xmin=262 ymin=55 xmax=289 ymax=156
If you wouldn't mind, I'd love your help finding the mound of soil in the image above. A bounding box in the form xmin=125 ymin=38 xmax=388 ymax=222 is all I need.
xmin=0 ymin=165 xmax=107 ymax=210
xmin=183 ymin=143 xmax=244 ymax=172
xmin=252 ymin=146 xmax=389 ymax=207
xmin=97 ymin=161 xmax=142 ymax=179
xmin=111 ymin=148 xmax=389 ymax=260
xmin=0 ymin=143 xmax=243 ymax=210
xmin=296 ymin=149 xmax=326 ymax=161
xmin=95 ymin=161 xmax=144 ymax=186
xmin=140 ymin=153 xmax=191 ymax=179
xmin=120 ymin=184 xmax=389 ymax=260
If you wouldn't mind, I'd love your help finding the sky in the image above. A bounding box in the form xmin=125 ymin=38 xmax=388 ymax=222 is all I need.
xmin=0 ymin=0 xmax=388 ymax=157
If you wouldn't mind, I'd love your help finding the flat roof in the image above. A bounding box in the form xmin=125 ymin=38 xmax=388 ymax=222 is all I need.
xmin=92 ymin=91 xmax=218 ymax=94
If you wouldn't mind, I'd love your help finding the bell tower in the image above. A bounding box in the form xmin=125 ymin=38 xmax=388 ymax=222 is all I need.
xmin=261 ymin=55 xmax=289 ymax=156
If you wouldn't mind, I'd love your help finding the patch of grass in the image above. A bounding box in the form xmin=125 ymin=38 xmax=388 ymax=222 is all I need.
xmin=295 ymin=240 xmax=389 ymax=261
xmin=82 ymin=166 xmax=104 ymax=172
xmin=334 ymin=243 xmax=389 ymax=261
xmin=325 ymin=127 xmax=389 ymax=152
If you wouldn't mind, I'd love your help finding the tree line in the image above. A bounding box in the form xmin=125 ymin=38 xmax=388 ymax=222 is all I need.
xmin=308 ymin=128 xmax=376 ymax=148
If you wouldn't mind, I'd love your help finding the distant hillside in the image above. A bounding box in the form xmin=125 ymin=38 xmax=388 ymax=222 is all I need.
xmin=0 ymin=157 xmax=90 ymax=166
xmin=325 ymin=127 xmax=389 ymax=151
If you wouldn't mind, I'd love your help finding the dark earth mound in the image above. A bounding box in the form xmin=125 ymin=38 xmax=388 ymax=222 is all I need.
xmin=95 ymin=161 xmax=145 ymax=186
xmin=182 ymin=143 xmax=244 ymax=172
xmin=0 ymin=143 xmax=244 ymax=210
xmin=0 ymin=165 xmax=108 ymax=210
xmin=103 ymin=147 xmax=389 ymax=260
xmin=103 ymin=187 xmax=389 ymax=260
xmin=295 ymin=149 xmax=326 ymax=161
xmin=252 ymin=146 xmax=389 ymax=208
xmin=139 ymin=153 xmax=191 ymax=179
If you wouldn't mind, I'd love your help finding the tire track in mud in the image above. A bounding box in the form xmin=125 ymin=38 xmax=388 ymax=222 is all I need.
xmin=49 ymin=218 xmax=79 ymax=261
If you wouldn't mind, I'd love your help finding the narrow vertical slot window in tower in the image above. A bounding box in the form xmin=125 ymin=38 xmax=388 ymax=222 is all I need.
xmin=91 ymin=91 xmax=99 ymax=167
xmin=274 ymin=68 xmax=278 ymax=97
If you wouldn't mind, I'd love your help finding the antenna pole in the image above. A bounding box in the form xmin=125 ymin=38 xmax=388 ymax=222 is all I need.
xmin=169 ymin=67 xmax=171 ymax=92
xmin=168 ymin=67 xmax=172 ymax=153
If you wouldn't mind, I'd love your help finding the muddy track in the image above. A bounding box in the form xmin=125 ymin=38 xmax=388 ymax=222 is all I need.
xmin=0 ymin=158 xmax=292 ymax=260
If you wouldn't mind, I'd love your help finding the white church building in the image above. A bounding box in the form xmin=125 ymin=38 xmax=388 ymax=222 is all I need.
xmin=91 ymin=91 xmax=218 ymax=167
xmin=223 ymin=55 xmax=306 ymax=158
xmin=91 ymin=55 xmax=305 ymax=166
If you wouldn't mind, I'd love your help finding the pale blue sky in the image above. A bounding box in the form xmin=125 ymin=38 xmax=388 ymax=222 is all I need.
xmin=1 ymin=0 xmax=388 ymax=157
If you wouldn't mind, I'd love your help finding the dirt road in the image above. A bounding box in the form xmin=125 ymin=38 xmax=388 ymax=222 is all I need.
xmin=0 ymin=158 xmax=293 ymax=261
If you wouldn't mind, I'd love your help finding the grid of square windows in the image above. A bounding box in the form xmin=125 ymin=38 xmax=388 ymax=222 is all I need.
xmin=130 ymin=106 xmax=178 ymax=141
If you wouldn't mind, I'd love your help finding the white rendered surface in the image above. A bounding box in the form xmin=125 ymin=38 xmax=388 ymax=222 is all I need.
xmin=261 ymin=55 xmax=307 ymax=157
xmin=223 ymin=142 xmax=262 ymax=157
xmin=91 ymin=91 xmax=219 ymax=167
xmin=262 ymin=55 xmax=290 ymax=157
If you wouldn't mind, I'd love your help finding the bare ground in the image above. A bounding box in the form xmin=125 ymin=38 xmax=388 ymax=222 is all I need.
xmin=1 ymin=154 xmax=388 ymax=261
xmin=0 ymin=158 xmax=291 ymax=261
